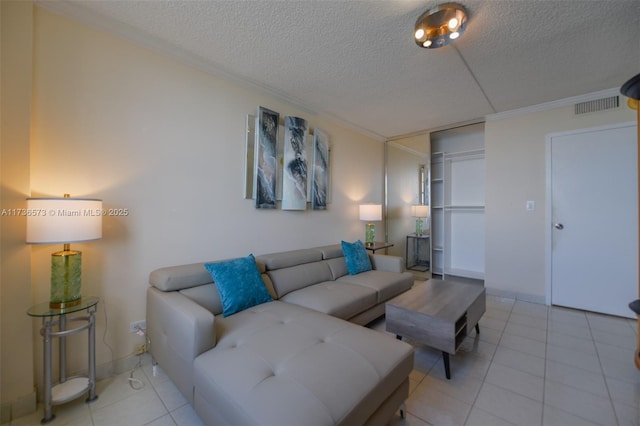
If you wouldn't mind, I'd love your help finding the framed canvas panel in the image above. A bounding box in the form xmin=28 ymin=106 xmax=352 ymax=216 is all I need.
xmin=254 ymin=107 xmax=279 ymax=209
xmin=311 ymin=128 xmax=330 ymax=210
xmin=281 ymin=116 xmax=309 ymax=210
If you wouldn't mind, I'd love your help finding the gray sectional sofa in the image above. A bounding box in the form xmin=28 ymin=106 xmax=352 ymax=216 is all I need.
xmin=146 ymin=243 xmax=415 ymax=425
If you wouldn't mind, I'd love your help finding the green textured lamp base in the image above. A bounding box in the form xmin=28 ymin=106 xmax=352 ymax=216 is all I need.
xmin=50 ymin=250 xmax=82 ymax=309
xmin=415 ymin=218 xmax=424 ymax=236
xmin=365 ymin=223 xmax=375 ymax=246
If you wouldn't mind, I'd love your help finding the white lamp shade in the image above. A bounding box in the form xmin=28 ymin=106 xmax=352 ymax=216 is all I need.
xmin=359 ymin=204 xmax=382 ymax=221
xmin=26 ymin=198 xmax=103 ymax=244
xmin=411 ymin=205 xmax=430 ymax=218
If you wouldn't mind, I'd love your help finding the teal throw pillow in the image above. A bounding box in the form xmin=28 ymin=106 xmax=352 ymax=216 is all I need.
xmin=204 ymin=254 xmax=272 ymax=317
xmin=341 ymin=240 xmax=373 ymax=275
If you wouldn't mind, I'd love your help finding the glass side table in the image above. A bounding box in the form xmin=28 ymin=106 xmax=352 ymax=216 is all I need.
xmin=27 ymin=296 xmax=99 ymax=423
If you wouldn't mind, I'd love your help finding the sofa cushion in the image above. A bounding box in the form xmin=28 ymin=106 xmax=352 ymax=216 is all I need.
xmin=265 ymin=261 xmax=334 ymax=298
xmin=341 ymin=240 xmax=372 ymax=275
xmin=326 ymin=256 xmax=349 ymax=280
xmin=338 ymin=270 xmax=414 ymax=304
xmin=279 ymin=281 xmax=377 ymax=320
xmin=194 ymin=301 xmax=413 ymax=426
xmin=204 ymin=255 xmax=272 ymax=317
xmin=315 ymin=244 xmax=344 ymax=260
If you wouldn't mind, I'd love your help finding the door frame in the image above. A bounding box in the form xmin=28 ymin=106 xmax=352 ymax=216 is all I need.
xmin=545 ymin=121 xmax=637 ymax=306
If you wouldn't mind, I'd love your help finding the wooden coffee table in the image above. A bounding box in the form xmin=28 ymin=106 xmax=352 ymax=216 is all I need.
xmin=386 ymin=279 xmax=486 ymax=379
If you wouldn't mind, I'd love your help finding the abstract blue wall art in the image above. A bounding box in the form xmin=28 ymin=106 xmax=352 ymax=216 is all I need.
xmin=282 ymin=116 xmax=309 ymax=210
xmin=254 ymin=106 xmax=279 ymax=209
xmin=311 ymin=128 xmax=330 ymax=210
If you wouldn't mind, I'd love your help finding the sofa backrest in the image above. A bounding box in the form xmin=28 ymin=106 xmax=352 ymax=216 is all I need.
xmin=148 ymin=245 xmax=352 ymax=314
xmin=256 ymin=248 xmax=333 ymax=298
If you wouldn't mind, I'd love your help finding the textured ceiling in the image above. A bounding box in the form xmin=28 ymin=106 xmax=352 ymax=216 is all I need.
xmin=40 ymin=0 xmax=640 ymax=139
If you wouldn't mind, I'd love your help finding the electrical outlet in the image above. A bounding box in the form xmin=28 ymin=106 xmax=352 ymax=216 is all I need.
xmin=134 ymin=343 xmax=147 ymax=355
xmin=129 ymin=320 xmax=146 ymax=333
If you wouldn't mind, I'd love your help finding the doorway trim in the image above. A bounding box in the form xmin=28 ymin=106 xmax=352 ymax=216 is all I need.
xmin=545 ymin=121 xmax=636 ymax=306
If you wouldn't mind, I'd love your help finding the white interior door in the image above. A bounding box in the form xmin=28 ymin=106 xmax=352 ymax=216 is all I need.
xmin=550 ymin=123 xmax=637 ymax=318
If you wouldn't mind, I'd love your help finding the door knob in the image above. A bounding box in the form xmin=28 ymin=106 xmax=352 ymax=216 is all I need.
xmin=554 ymin=223 xmax=564 ymax=230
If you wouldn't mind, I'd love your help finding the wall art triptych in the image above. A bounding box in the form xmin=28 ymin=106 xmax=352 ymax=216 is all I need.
xmin=245 ymin=107 xmax=331 ymax=211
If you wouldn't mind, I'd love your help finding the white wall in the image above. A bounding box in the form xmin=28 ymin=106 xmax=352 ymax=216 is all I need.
xmin=485 ymin=102 xmax=636 ymax=301
xmin=1 ymin=5 xmax=385 ymax=407
xmin=0 ymin=1 xmax=37 ymax=420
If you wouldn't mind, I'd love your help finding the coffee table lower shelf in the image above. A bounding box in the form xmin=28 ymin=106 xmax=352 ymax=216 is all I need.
xmin=385 ymin=279 xmax=486 ymax=380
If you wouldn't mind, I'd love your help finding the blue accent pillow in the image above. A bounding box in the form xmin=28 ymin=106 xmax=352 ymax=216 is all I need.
xmin=204 ymin=254 xmax=272 ymax=317
xmin=341 ymin=240 xmax=373 ymax=275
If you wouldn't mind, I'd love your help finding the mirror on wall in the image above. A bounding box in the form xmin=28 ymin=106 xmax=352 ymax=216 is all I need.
xmin=385 ymin=134 xmax=430 ymax=278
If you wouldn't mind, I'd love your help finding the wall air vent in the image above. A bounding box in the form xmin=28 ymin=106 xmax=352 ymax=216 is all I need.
xmin=575 ymin=96 xmax=619 ymax=115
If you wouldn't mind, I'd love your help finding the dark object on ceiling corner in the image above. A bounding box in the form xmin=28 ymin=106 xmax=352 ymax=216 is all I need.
xmin=621 ymin=73 xmax=640 ymax=101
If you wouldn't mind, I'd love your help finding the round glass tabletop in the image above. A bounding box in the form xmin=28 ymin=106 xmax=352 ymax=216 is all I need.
xmin=27 ymin=296 xmax=99 ymax=317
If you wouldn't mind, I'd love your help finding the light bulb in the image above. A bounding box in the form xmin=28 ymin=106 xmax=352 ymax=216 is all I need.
xmin=449 ymin=31 xmax=460 ymax=40
xmin=423 ymin=39 xmax=432 ymax=47
xmin=448 ymin=17 xmax=459 ymax=30
xmin=415 ymin=28 xmax=425 ymax=39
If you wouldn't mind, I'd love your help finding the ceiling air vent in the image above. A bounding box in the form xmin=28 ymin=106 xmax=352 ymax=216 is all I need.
xmin=575 ymin=96 xmax=619 ymax=115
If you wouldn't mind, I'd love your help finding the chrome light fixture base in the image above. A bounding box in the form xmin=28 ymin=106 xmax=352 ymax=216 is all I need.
xmin=414 ymin=2 xmax=468 ymax=49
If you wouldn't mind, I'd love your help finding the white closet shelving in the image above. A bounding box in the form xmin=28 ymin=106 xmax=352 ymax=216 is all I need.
xmin=430 ymin=125 xmax=485 ymax=280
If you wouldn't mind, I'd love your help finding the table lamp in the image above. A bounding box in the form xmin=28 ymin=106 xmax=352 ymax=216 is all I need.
xmin=26 ymin=194 xmax=102 ymax=308
xmin=411 ymin=205 xmax=430 ymax=236
xmin=359 ymin=203 xmax=382 ymax=246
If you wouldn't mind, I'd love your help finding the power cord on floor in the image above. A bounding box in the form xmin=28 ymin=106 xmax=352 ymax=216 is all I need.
xmin=128 ymin=324 xmax=148 ymax=390
xmin=101 ymin=299 xmax=116 ymax=376
xmin=128 ymin=353 xmax=145 ymax=390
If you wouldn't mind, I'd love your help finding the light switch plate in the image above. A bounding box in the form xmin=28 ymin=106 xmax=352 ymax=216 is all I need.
xmin=526 ymin=200 xmax=535 ymax=211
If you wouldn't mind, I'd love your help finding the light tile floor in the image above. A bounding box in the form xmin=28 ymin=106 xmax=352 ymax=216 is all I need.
xmin=10 ymin=295 xmax=640 ymax=425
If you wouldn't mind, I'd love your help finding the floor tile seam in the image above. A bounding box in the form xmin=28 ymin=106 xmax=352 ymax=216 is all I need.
xmin=462 ymin=302 xmax=515 ymax=426
xmin=500 ymin=329 xmax=549 ymax=346
xmin=608 ymin=397 xmax=640 ymax=412
xmin=503 ymin=320 xmax=548 ymax=334
xmin=590 ymin=327 xmax=639 ymax=340
xmin=543 ymin=374 xmax=611 ymax=400
xmin=592 ymin=339 xmax=639 ymax=353
xmin=464 ymin=405 xmax=517 ymax=426
xmin=546 ymin=323 xmax=592 ymax=336
xmin=495 ymin=339 xmax=547 ymax=362
xmin=586 ymin=316 xmax=621 ymax=426
xmin=503 ymin=323 xmax=548 ymax=341
xmin=404 ymin=405 xmax=432 ymax=426
xmin=540 ymin=309 xmax=550 ymax=426
xmin=88 ymin=385 xmax=156 ymax=418
xmin=143 ymin=412 xmax=176 ymax=426
xmin=473 ymin=382 xmax=544 ymax=426
xmin=414 ymin=381 xmax=478 ymax=414
xmin=541 ymin=401 xmax=609 ymax=426
xmin=545 ymin=339 xmax=598 ymax=359
xmin=542 ymin=351 xmax=602 ymax=376
xmin=420 ymin=373 xmax=481 ymax=407
xmin=483 ymin=372 xmax=544 ymax=403
xmin=145 ymin=368 xmax=174 ymax=419
xmin=508 ymin=310 xmax=549 ymax=323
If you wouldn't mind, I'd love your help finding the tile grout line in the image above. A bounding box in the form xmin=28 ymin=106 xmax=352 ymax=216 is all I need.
xmin=586 ymin=313 xmax=623 ymax=426
xmin=462 ymin=298 xmax=515 ymax=426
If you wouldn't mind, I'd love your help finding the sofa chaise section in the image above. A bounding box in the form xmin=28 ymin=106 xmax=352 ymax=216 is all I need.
xmin=194 ymin=301 xmax=412 ymax=425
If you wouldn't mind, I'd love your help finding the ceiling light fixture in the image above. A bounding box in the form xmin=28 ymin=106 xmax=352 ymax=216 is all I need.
xmin=414 ymin=2 xmax=468 ymax=49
